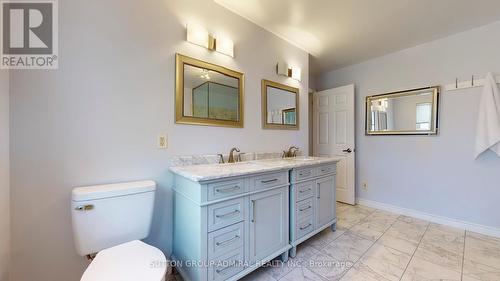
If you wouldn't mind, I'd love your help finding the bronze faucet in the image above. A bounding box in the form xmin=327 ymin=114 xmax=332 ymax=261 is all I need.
xmin=228 ymin=147 xmax=241 ymax=163
xmin=283 ymin=146 xmax=299 ymax=158
xmin=217 ymin=154 xmax=225 ymax=164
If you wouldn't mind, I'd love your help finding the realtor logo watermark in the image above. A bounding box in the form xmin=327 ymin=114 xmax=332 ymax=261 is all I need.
xmin=1 ymin=0 xmax=58 ymax=69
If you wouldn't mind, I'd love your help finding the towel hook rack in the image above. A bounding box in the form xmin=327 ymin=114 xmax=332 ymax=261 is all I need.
xmin=446 ymin=73 xmax=500 ymax=91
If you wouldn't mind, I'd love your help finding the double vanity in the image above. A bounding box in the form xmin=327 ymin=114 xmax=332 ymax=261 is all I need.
xmin=170 ymin=156 xmax=340 ymax=281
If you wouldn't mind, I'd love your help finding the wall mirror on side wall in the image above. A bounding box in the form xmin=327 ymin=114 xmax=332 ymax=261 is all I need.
xmin=262 ymin=79 xmax=299 ymax=130
xmin=175 ymin=54 xmax=244 ymax=128
xmin=366 ymin=86 xmax=440 ymax=135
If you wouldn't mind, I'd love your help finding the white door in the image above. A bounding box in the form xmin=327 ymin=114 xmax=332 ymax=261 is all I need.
xmin=313 ymin=84 xmax=355 ymax=205
xmin=248 ymin=187 xmax=288 ymax=262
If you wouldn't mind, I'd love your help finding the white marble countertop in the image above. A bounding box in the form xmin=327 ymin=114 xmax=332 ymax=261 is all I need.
xmin=169 ymin=156 xmax=341 ymax=182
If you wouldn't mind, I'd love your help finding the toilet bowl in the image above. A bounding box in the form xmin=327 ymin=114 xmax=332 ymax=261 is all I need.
xmin=71 ymin=181 xmax=167 ymax=281
xmin=81 ymin=240 xmax=166 ymax=281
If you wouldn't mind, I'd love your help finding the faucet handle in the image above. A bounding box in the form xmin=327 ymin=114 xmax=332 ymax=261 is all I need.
xmin=217 ymin=154 xmax=225 ymax=164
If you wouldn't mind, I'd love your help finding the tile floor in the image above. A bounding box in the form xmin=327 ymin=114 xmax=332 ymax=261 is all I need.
xmin=175 ymin=203 xmax=500 ymax=281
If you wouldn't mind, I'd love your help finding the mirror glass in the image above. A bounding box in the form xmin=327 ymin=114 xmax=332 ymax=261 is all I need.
xmin=366 ymin=86 xmax=439 ymax=135
xmin=176 ymin=54 xmax=244 ymax=128
xmin=262 ymin=80 xmax=299 ymax=130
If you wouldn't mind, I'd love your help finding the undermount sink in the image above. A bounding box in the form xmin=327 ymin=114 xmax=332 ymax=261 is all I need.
xmin=250 ymin=158 xmax=291 ymax=165
xmin=284 ymin=156 xmax=317 ymax=161
xmin=217 ymin=162 xmax=261 ymax=168
xmin=248 ymin=157 xmax=320 ymax=166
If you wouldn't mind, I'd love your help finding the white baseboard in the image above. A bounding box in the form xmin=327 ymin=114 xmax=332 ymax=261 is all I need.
xmin=356 ymin=198 xmax=500 ymax=238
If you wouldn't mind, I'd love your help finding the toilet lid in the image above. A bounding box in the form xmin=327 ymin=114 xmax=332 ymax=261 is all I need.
xmin=81 ymin=240 xmax=167 ymax=281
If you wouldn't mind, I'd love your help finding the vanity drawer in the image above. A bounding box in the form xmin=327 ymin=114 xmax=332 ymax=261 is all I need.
xmin=208 ymin=222 xmax=244 ymax=259
xmin=208 ymin=179 xmax=246 ymax=201
xmin=295 ymin=180 xmax=315 ymax=202
xmin=208 ymin=197 xmax=245 ymax=232
xmin=317 ymin=164 xmax=336 ymax=177
xmin=296 ymin=215 xmax=314 ymax=239
xmin=294 ymin=167 xmax=315 ymax=181
xmin=296 ymin=198 xmax=314 ymax=219
xmin=208 ymin=247 xmax=245 ymax=281
xmin=252 ymin=171 xmax=288 ymax=191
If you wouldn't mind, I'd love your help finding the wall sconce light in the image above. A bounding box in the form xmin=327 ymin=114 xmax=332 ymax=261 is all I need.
xmin=276 ymin=62 xmax=301 ymax=81
xmin=186 ymin=23 xmax=234 ymax=57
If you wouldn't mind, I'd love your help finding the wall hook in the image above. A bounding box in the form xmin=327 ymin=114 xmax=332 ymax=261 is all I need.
xmin=456 ymin=78 xmax=458 ymax=88
xmin=471 ymin=75 xmax=474 ymax=86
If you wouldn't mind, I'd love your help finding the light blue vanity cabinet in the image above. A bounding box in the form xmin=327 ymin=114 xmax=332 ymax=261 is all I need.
xmin=172 ymin=170 xmax=291 ymax=281
xmin=289 ymin=163 xmax=337 ymax=257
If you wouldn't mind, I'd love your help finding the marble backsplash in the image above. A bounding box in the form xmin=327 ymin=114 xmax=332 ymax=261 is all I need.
xmin=169 ymin=151 xmax=303 ymax=167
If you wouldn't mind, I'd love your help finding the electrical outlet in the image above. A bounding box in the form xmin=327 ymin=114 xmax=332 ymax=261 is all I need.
xmin=361 ymin=182 xmax=368 ymax=190
xmin=158 ymin=135 xmax=168 ymax=149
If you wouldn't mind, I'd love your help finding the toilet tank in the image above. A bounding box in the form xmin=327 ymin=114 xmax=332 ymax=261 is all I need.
xmin=71 ymin=180 xmax=156 ymax=256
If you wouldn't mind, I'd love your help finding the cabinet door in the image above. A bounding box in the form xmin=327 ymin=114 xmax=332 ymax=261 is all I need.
xmin=248 ymin=187 xmax=288 ymax=263
xmin=315 ymin=176 xmax=336 ymax=228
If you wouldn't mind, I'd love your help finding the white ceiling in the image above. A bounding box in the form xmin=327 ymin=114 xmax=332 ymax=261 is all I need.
xmin=214 ymin=0 xmax=500 ymax=74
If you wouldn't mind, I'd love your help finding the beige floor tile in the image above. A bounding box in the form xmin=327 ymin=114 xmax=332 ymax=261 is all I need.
xmin=463 ymin=258 xmax=500 ymax=281
xmin=280 ymin=267 xmax=325 ymax=281
xmin=467 ymin=231 xmax=500 ymax=243
xmin=462 ymin=275 xmax=483 ymax=281
xmin=337 ymin=203 xmax=353 ymax=214
xmin=420 ymin=224 xmax=465 ymax=255
xmin=336 ymin=218 xmax=357 ymax=230
xmin=413 ymin=223 xmax=463 ymax=272
xmin=368 ymin=210 xmax=400 ymax=221
xmin=306 ymin=252 xmax=353 ymax=281
xmin=400 ymin=256 xmax=461 ymax=281
xmin=384 ymin=220 xmax=427 ymax=244
xmin=294 ymin=243 xmax=320 ymax=263
xmin=349 ymin=222 xmax=385 ymax=241
xmin=427 ymin=223 xmax=465 ymax=237
xmin=397 ymin=215 xmax=429 ymax=228
xmin=337 ymin=208 xmax=373 ymax=229
xmin=464 ymin=231 xmax=500 ymax=274
xmin=306 ymin=228 xmax=346 ymax=250
xmin=357 ymin=243 xmax=411 ymax=281
xmin=358 ymin=211 xmax=398 ymax=233
xmin=413 ymin=243 xmax=463 ymax=272
xmin=377 ymin=233 xmax=419 ymax=255
xmin=353 ymin=204 xmax=376 ymax=213
xmin=262 ymin=260 xmax=295 ymax=280
xmin=337 ymin=209 xmax=366 ymax=221
xmin=341 ymin=263 xmax=391 ymax=281
xmin=240 ymin=267 xmax=276 ymax=281
xmin=320 ymin=231 xmax=374 ymax=263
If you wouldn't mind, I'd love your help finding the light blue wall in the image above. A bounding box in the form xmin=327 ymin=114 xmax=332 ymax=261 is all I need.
xmin=316 ymin=21 xmax=500 ymax=228
xmin=0 ymin=70 xmax=9 ymax=281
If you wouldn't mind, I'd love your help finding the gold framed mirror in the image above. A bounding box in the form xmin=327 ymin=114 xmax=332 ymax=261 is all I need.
xmin=365 ymin=86 xmax=440 ymax=135
xmin=261 ymin=79 xmax=299 ymax=130
xmin=175 ymin=54 xmax=244 ymax=128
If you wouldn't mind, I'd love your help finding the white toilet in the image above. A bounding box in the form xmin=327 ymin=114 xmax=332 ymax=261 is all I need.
xmin=71 ymin=180 xmax=167 ymax=281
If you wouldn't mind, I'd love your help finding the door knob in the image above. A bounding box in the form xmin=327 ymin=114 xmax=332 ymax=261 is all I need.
xmin=342 ymin=148 xmax=352 ymax=153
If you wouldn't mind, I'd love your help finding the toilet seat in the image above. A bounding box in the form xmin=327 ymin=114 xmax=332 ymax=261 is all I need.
xmin=81 ymin=240 xmax=167 ymax=281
